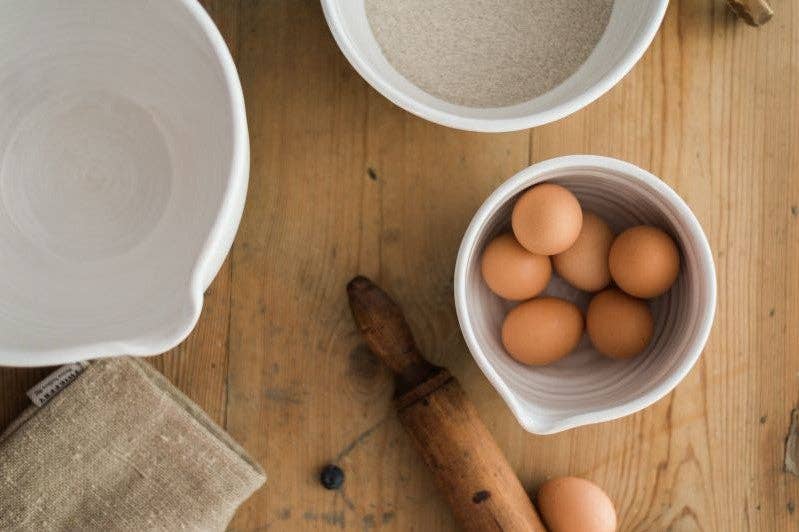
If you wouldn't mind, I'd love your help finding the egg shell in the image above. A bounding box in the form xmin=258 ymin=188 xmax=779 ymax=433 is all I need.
xmin=536 ymin=476 xmax=617 ymax=532
xmin=552 ymin=211 xmax=614 ymax=292
xmin=511 ymin=183 xmax=583 ymax=255
xmin=481 ymin=233 xmax=552 ymax=300
xmin=608 ymin=225 xmax=680 ymax=298
xmin=501 ymin=297 xmax=584 ymax=366
xmin=587 ymin=289 xmax=654 ymax=359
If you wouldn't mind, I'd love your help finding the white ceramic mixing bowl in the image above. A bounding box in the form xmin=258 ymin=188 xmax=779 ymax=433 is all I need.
xmin=0 ymin=0 xmax=248 ymax=366
xmin=322 ymin=0 xmax=669 ymax=132
xmin=454 ymin=156 xmax=716 ymax=434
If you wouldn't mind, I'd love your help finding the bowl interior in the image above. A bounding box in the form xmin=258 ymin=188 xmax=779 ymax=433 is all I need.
xmin=324 ymin=0 xmax=667 ymax=128
xmin=456 ymin=159 xmax=715 ymax=434
xmin=0 ymin=0 xmax=240 ymax=357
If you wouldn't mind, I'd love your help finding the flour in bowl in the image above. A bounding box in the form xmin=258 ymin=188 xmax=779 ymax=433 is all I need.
xmin=365 ymin=0 xmax=614 ymax=108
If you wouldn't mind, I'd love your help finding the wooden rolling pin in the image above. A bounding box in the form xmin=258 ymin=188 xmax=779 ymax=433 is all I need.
xmin=347 ymin=276 xmax=546 ymax=532
xmin=727 ymin=0 xmax=773 ymax=26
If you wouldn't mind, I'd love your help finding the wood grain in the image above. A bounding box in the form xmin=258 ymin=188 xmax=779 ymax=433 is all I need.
xmin=726 ymin=0 xmax=774 ymax=26
xmin=1 ymin=1 xmax=798 ymax=530
xmin=347 ymin=275 xmax=545 ymax=531
xmin=147 ymin=0 xmax=241 ymax=427
xmin=398 ymin=376 xmax=546 ymax=532
xmin=346 ymin=276 xmax=439 ymax=393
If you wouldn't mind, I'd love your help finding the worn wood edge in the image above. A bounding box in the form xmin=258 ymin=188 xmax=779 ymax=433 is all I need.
xmin=396 ymin=378 xmax=547 ymax=532
xmin=726 ymin=0 xmax=774 ymax=26
xmin=394 ymin=369 xmax=452 ymax=410
xmin=347 ymin=275 xmax=440 ymax=392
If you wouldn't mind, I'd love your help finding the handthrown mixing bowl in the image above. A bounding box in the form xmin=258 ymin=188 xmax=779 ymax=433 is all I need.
xmin=454 ymin=156 xmax=716 ymax=434
xmin=322 ymin=0 xmax=669 ymax=132
xmin=0 ymin=0 xmax=248 ymax=366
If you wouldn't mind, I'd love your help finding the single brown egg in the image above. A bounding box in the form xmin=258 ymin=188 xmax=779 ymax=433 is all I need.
xmin=511 ymin=183 xmax=583 ymax=256
xmin=587 ymin=289 xmax=654 ymax=359
xmin=536 ymin=476 xmax=617 ymax=532
xmin=480 ymin=233 xmax=552 ymax=300
xmin=501 ymin=297 xmax=584 ymax=366
xmin=608 ymin=225 xmax=680 ymax=298
xmin=552 ymin=211 xmax=614 ymax=292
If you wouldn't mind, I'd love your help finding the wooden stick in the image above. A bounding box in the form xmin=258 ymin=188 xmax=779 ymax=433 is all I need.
xmin=727 ymin=0 xmax=774 ymax=26
xmin=347 ymin=276 xmax=546 ymax=532
xmin=347 ymin=276 xmax=438 ymax=394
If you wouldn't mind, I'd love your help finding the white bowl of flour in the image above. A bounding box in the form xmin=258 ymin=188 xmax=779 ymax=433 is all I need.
xmin=322 ymin=0 xmax=668 ymax=132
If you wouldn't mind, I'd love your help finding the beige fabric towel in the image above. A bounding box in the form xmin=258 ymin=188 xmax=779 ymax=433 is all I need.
xmin=0 ymin=357 xmax=265 ymax=531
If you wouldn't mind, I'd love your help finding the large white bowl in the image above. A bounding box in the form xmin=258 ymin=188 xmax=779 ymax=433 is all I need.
xmin=454 ymin=156 xmax=716 ymax=434
xmin=322 ymin=0 xmax=669 ymax=132
xmin=0 ymin=0 xmax=248 ymax=367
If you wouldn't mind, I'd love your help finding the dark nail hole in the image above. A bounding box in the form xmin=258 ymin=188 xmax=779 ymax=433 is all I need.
xmin=472 ymin=490 xmax=491 ymax=504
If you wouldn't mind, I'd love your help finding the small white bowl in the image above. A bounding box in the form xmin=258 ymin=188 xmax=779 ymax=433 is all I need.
xmin=321 ymin=0 xmax=669 ymax=132
xmin=0 ymin=0 xmax=247 ymax=366
xmin=454 ymin=156 xmax=716 ymax=434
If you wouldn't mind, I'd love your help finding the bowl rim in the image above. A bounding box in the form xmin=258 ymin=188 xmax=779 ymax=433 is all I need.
xmin=453 ymin=155 xmax=717 ymax=434
xmin=320 ymin=0 xmax=670 ymax=133
xmin=1 ymin=0 xmax=249 ymax=367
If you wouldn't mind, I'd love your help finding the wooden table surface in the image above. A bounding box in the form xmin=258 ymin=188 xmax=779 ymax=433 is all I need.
xmin=1 ymin=1 xmax=798 ymax=530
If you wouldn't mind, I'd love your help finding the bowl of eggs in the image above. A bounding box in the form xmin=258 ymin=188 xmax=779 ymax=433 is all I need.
xmin=454 ymin=155 xmax=716 ymax=434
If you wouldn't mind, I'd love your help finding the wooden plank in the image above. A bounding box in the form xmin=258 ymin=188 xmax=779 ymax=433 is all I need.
xmin=147 ymin=0 xmax=240 ymax=427
xmin=0 ymin=367 xmax=51 ymax=430
xmin=529 ymin=2 xmax=799 ymax=531
xmin=224 ymin=2 xmax=529 ymax=530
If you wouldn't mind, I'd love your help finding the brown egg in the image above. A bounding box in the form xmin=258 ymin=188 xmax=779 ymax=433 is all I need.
xmin=552 ymin=211 xmax=614 ymax=292
xmin=511 ymin=183 xmax=583 ymax=255
xmin=501 ymin=298 xmax=584 ymax=365
xmin=481 ymin=233 xmax=552 ymax=300
xmin=587 ymin=289 xmax=654 ymax=359
xmin=608 ymin=225 xmax=680 ymax=298
xmin=536 ymin=476 xmax=617 ymax=532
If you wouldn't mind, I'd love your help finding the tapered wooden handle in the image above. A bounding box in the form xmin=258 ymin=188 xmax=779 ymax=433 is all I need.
xmin=727 ymin=0 xmax=773 ymax=26
xmin=347 ymin=276 xmax=439 ymax=392
xmin=347 ymin=276 xmax=545 ymax=531
xmin=397 ymin=375 xmax=546 ymax=532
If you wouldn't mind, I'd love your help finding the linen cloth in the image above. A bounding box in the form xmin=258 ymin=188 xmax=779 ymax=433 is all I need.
xmin=0 ymin=356 xmax=265 ymax=531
